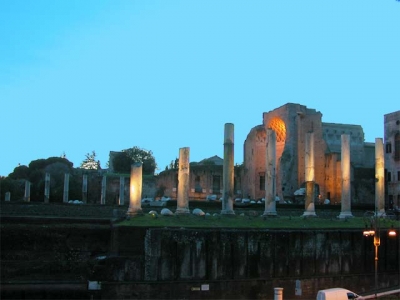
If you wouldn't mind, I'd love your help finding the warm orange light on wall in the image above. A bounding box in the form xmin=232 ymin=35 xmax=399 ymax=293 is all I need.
xmin=268 ymin=117 xmax=286 ymax=142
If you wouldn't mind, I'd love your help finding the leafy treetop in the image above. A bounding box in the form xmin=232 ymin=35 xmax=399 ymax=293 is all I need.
xmin=80 ymin=151 xmax=101 ymax=170
xmin=112 ymin=146 xmax=157 ymax=175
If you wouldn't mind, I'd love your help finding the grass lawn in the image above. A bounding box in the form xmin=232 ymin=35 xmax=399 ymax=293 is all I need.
xmin=120 ymin=212 xmax=400 ymax=230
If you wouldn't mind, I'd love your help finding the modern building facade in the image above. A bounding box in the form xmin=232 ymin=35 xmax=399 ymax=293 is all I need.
xmin=384 ymin=110 xmax=400 ymax=208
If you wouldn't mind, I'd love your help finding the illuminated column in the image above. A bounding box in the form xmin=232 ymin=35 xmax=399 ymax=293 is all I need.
xmin=303 ymin=132 xmax=317 ymax=217
xmin=119 ymin=176 xmax=125 ymax=205
xmin=44 ymin=173 xmax=50 ymax=203
xmin=221 ymin=123 xmax=235 ymax=215
xmin=176 ymin=147 xmax=190 ymax=214
xmin=24 ymin=180 xmax=31 ymax=202
xmin=63 ymin=173 xmax=69 ymax=203
xmin=127 ymin=162 xmax=143 ymax=217
xmin=264 ymin=128 xmax=277 ymax=216
xmin=5 ymin=192 xmax=11 ymax=201
xmin=274 ymin=287 xmax=283 ymax=300
xmin=100 ymin=175 xmax=106 ymax=205
xmin=375 ymin=138 xmax=385 ymax=215
xmin=338 ymin=134 xmax=353 ymax=218
xmin=82 ymin=174 xmax=88 ymax=204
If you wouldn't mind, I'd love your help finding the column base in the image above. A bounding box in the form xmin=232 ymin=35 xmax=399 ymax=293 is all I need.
xmin=126 ymin=207 xmax=143 ymax=217
xmin=263 ymin=211 xmax=278 ymax=217
xmin=175 ymin=208 xmax=190 ymax=214
xmin=338 ymin=211 xmax=353 ymax=219
xmin=220 ymin=210 xmax=235 ymax=215
xmin=302 ymin=211 xmax=317 ymax=217
xmin=377 ymin=209 xmax=386 ymax=217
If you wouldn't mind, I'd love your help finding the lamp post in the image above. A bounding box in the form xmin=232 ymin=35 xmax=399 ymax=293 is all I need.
xmin=363 ymin=210 xmax=397 ymax=297
xmin=363 ymin=210 xmax=380 ymax=296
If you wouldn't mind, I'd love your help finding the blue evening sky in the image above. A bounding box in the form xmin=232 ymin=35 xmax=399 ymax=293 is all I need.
xmin=1 ymin=0 xmax=399 ymax=176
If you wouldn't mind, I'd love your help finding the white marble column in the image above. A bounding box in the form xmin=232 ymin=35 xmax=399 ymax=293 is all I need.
xmin=221 ymin=123 xmax=235 ymax=215
xmin=375 ymin=138 xmax=385 ymax=215
xmin=24 ymin=180 xmax=31 ymax=202
xmin=303 ymin=132 xmax=317 ymax=217
xmin=100 ymin=175 xmax=106 ymax=205
xmin=63 ymin=173 xmax=69 ymax=203
xmin=119 ymin=176 xmax=125 ymax=205
xmin=44 ymin=173 xmax=50 ymax=203
xmin=127 ymin=162 xmax=143 ymax=217
xmin=82 ymin=174 xmax=88 ymax=204
xmin=5 ymin=192 xmax=11 ymax=201
xmin=338 ymin=134 xmax=353 ymax=218
xmin=264 ymin=128 xmax=277 ymax=216
xmin=176 ymin=147 xmax=190 ymax=214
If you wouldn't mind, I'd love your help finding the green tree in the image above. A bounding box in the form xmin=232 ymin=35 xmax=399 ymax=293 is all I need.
xmin=8 ymin=165 xmax=29 ymax=180
xmin=7 ymin=156 xmax=74 ymax=202
xmin=112 ymin=152 xmax=132 ymax=173
xmin=29 ymin=157 xmax=73 ymax=171
xmin=80 ymin=151 xmax=101 ymax=170
xmin=112 ymin=146 xmax=157 ymax=175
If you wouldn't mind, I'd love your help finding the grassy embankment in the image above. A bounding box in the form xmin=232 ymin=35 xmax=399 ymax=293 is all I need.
xmin=120 ymin=212 xmax=400 ymax=229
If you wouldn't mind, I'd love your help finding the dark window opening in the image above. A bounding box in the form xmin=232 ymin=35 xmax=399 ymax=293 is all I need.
xmin=260 ymin=175 xmax=265 ymax=191
xmin=395 ymin=133 xmax=400 ymax=160
xmin=194 ymin=175 xmax=202 ymax=193
xmin=386 ymin=142 xmax=392 ymax=153
xmin=234 ymin=177 xmax=238 ymax=193
xmin=212 ymin=176 xmax=221 ymax=194
xmin=388 ymin=195 xmax=394 ymax=209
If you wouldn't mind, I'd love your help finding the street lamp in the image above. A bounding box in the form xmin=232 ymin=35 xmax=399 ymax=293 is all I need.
xmin=363 ymin=210 xmax=397 ymax=297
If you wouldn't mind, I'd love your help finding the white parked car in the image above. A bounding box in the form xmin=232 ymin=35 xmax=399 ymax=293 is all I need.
xmin=316 ymin=288 xmax=360 ymax=300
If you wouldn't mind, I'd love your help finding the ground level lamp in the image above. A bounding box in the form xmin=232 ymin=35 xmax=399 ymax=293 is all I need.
xmin=363 ymin=210 xmax=397 ymax=296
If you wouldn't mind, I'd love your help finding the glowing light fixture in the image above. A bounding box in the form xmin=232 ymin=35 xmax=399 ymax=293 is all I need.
xmin=363 ymin=228 xmax=375 ymax=237
xmin=388 ymin=226 xmax=397 ymax=237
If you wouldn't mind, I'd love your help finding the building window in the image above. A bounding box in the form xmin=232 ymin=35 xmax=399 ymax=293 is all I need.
xmin=234 ymin=177 xmax=240 ymax=194
xmin=395 ymin=133 xmax=400 ymax=160
xmin=387 ymin=172 xmax=392 ymax=182
xmin=388 ymin=195 xmax=394 ymax=209
xmin=398 ymin=171 xmax=400 ymax=181
xmin=212 ymin=176 xmax=221 ymax=194
xmin=259 ymin=173 xmax=265 ymax=191
xmin=386 ymin=143 xmax=392 ymax=153
xmin=194 ymin=175 xmax=202 ymax=193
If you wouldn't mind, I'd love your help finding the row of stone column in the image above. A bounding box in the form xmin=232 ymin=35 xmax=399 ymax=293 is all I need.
xmin=125 ymin=123 xmax=281 ymax=218
xmin=5 ymin=173 xmax=88 ymax=204
xmin=126 ymin=123 xmax=238 ymax=217
xmin=299 ymin=133 xmax=386 ymax=218
xmin=126 ymin=146 xmax=194 ymax=217
xmin=4 ymin=173 xmax=129 ymax=206
xmin=126 ymin=125 xmax=387 ymax=219
xmin=5 ymin=125 xmax=386 ymax=219
xmin=5 ymin=173 xmax=73 ymax=203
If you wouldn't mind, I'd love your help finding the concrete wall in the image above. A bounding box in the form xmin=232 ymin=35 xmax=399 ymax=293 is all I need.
xmin=2 ymin=223 xmax=399 ymax=299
